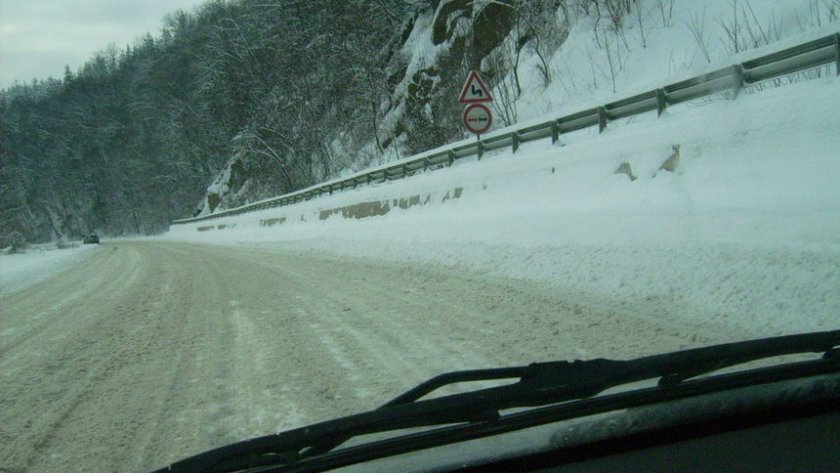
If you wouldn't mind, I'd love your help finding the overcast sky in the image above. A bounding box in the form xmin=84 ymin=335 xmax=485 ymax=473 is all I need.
xmin=0 ymin=0 xmax=206 ymax=89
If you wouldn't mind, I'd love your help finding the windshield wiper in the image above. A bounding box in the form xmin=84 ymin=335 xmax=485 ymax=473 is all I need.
xmin=152 ymin=330 xmax=839 ymax=473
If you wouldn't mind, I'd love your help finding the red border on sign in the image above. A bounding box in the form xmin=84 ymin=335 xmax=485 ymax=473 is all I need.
xmin=458 ymin=70 xmax=493 ymax=104
xmin=462 ymin=103 xmax=493 ymax=135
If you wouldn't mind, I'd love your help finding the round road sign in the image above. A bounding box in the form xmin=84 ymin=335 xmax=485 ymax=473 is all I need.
xmin=462 ymin=103 xmax=493 ymax=135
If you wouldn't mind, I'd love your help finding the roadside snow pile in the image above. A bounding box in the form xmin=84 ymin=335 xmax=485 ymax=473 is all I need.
xmin=165 ymin=75 xmax=840 ymax=337
xmin=0 ymin=244 xmax=97 ymax=295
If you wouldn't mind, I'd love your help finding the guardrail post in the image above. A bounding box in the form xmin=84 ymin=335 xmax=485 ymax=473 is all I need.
xmin=424 ymin=157 xmax=430 ymax=171
xmin=656 ymin=89 xmax=667 ymax=117
xmin=511 ymin=132 xmax=520 ymax=153
xmin=835 ymin=33 xmax=840 ymax=76
xmin=402 ymin=164 xmax=409 ymax=177
xmin=551 ymin=123 xmax=559 ymax=144
xmin=597 ymin=107 xmax=607 ymax=133
xmin=732 ymin=65 xmax=744 ymax=97
xmin=448 ymin=150 xmax=455 ymax=166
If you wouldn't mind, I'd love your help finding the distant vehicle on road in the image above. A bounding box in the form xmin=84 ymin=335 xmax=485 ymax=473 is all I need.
xmin=83 ymin=234 xmax=100 ymax=244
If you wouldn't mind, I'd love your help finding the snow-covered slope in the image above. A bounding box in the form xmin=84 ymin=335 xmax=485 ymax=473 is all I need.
xmin=510 ymin=0 xmax=840 ymax=123
xmin=166 ymin=72 xmax=840 ymax=337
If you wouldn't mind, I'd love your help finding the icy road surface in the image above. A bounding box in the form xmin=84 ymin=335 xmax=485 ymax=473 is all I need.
xmin=0 ymin=241 xmax=748 ymax=472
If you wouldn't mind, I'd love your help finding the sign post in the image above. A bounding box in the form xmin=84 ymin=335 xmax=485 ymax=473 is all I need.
xmin=458 ymin=70 xmax=494 ymax=159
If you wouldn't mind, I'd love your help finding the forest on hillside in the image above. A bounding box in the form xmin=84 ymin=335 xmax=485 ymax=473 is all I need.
xmin=1 ymin=0 xmax=603 ymax=245
xmin=6 ymin=0 xmax=810 ymax=246
xmin=1 ymin=0 xmax=424 ymax=244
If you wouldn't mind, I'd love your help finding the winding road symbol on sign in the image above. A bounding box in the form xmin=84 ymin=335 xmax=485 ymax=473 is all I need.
xmin=458 ymin=70 xmax=493 ymax=104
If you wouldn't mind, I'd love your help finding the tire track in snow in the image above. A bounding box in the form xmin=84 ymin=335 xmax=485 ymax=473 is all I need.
xmin=1 ymin=241 xmax=744 ymax=472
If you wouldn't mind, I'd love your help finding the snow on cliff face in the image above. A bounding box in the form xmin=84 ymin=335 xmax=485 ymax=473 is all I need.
xmin=199 ymin=163 xmax=233 ymax=216
xmin=197 ymin=157 xmax=248 ymax=217
xmin=196 ymin=0 xmax=518 ymax=216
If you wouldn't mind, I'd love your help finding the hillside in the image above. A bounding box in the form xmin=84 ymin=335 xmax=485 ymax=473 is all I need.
xmin=166 ymin=0 xmax=840 ymax=336
xmin=1 ymin=1 xmax=415 ymax=243
xmin=2 ymin=0 xmax=839 ymax=246
xmin=167 ymin=70 xmax=840 ymax=336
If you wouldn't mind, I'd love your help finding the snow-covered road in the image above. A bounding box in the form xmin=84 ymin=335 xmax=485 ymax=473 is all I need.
xmin=0 ymin=241 xmax=751 ymax=472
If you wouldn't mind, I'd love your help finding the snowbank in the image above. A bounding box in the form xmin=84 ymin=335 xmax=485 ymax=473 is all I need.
xmin=0 ymin=244 xmax=98 ymax=295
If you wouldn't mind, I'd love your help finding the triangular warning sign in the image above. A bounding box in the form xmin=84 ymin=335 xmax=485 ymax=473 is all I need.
xmin=458 ymin=70 xmax=493 ymax=104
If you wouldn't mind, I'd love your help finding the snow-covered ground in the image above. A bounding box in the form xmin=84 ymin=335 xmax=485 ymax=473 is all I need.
xmin=0 ymin=244 xmax=97 ymax=296
xmin=165 ymin=73 xmax=840 ymax=337
xmin=167 ymin=0 xmax=840 ymax=337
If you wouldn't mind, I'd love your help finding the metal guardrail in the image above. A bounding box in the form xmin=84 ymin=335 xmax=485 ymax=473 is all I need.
xmin=173 ymin=33 xmax=840 ymax=225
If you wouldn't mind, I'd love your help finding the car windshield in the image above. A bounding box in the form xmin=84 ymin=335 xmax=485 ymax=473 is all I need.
xmin=1 ymin=1 xmax=838 ymax=472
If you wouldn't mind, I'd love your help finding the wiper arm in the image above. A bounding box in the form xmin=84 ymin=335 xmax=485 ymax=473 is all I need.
xmin=153 ymin=330 xmax=839 ymax=473
xmin=304 ymin=328 xmax=840 ymax=456
xmin=388 ymin=327 xmax=838 ymax=406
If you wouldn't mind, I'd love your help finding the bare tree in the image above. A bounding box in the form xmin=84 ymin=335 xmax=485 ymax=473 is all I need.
xmin=686 ymin=9 xmax=713 ymax=63
xmin=633 ymin=0 xmax=647 ymax=47
xmin=657 ymin=0 xmax=675 ymax=27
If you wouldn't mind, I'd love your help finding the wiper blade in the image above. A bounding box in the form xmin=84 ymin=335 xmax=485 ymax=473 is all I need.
xmin=153 ymin=330 xmax=840 ymax=473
